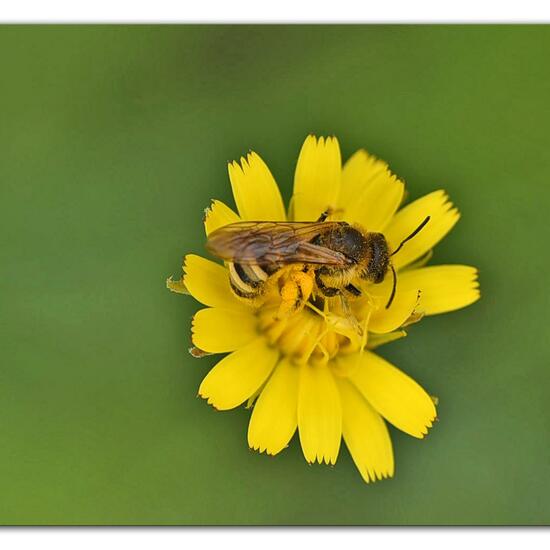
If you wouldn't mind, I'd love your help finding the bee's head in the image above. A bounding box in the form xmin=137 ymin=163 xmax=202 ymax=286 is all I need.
xmin=360 ymin=232 xmax=390 ymax=284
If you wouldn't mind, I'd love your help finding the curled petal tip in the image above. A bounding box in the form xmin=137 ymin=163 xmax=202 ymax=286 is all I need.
xmin=188 ymin=346 xmax=211 ymax=358
xmin=166 ymin=276 xmax=189 ymax=295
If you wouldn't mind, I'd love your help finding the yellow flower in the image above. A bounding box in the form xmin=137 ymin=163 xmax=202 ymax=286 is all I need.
xmin=168 ymin=135 xmax=480 ymax=483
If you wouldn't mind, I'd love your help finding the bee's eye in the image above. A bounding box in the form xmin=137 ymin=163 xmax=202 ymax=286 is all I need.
xmin=365 ymin=233 xmax=390 ymax=284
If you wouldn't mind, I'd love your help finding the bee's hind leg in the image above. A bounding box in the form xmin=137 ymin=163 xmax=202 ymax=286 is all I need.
xmin=277 ymin=270 xmax=314 ymax=318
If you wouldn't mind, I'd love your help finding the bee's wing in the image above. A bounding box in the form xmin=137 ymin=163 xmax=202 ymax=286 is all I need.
xmin=206 ymin=221 xmax=352 ymax=266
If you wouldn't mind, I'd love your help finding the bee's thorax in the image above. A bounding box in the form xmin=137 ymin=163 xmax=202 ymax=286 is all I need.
xmin=312 ymin=225 xmax=390 ymax=293
xmin=312 ymin=224 xmax=369 ymax=263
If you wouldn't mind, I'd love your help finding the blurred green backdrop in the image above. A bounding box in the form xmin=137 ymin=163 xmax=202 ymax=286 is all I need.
xmin=1 ymin=25 xmax=549 ymax=525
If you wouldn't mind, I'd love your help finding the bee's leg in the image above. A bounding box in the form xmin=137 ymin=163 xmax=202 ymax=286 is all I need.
xmin=315 ymin=270 xmax=340 ymax=297
xmin=317 ymin=210 xmax=330 ymax=223
xmin=278 ymin=281 xmax=299 ymax=318
xmin=316 ymin=206 xmax=343 ymax=222
xmin=294 ymin=271 xmax=314 ymax=302
xmin=277 ymin=270 xmax=314 ymax=318
xmin=345 ymin=283 xmax=362 ymax=297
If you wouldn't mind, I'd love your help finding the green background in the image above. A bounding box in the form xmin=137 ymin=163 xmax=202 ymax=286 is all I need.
xmin=1 ymin=25 xmax=549 ymax=525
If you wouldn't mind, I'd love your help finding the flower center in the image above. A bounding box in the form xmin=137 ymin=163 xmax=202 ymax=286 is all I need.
xmin=256 ymin=273 xmax=377 ymax=366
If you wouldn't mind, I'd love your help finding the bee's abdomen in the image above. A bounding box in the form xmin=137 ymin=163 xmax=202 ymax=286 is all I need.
xmin=228 ymin=262 xmax=269 ymax=299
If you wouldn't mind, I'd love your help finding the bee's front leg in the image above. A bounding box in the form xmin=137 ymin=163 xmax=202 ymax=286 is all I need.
xmin=315 ymin=269 xmax=341 ymax=297
xmin=345 ymin=283 xmax=362 ymax=297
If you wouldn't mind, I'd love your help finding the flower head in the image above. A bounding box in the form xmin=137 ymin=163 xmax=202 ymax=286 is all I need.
xmin=168 ymin=135 xmax=480 ymax=483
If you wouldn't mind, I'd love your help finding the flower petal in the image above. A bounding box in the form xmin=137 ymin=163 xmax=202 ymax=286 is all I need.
xmin=367 ymin=278 xmax=421 ymax=334
xmin=341 ymin=155 xmax=404 ymax=232
xmin=336 ymin=377 xmax=394 ymax=483
xmin=192 ymin=308 xmax=258 ymax=353
xmin=204 ymin=200 xmax=240 ymax=236
xmin=297 ymin=362 xmax=342 ymax=464
xmin=248 ymin=358 xmax=299 ymax=455
xmin=385 ymin=190 xmax=460 ymax=270
xmin=199 ymin=338 xmax=279 ymax=410
xmin=183 ymin=254 xmax=248 ymax=311
xmin=367 ymin=330 xmax=407 ymax=349
xmin=398 ymin=265 xmax=480 ymax=315
xmin=346 ymin=351 xmax=436 ymax=438
xmin=292 ymin=135 xmax=341 ymax=221
xmin=339 ymin=149 xmax=389 ymax=212
xmin=228 ymin=152 xmax=286 ymax=221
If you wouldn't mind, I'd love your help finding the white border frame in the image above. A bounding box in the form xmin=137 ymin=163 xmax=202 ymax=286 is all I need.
xmin=1 ymin=1 xmax=550 ymax=23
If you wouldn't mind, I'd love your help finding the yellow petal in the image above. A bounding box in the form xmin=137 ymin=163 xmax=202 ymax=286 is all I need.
xmin=297 ymin=362 xmax=342 ymax=464
xmin=347 ymin=351 xmax=436 ymax=438
xmin=367 ymin=277 xmax=421 ymax=334
xmin=183 ymin=254 xmax=248 ymax=311
xmin=228 ymin=152 xmax=286 ymax=221
xmin=385 ymin=190 xmax=460 ymax=270
xmin=336 ymin=377 xmax=394 ymax=483
xmin=204 ymin=200 xmax=240 ymax=236
xmin=199 ymin=338 xmax=279 ymax=411
xmin=340 ymin=153 xmax=404 ymax=231
xmin=245 ymin=383 xmax=264 ymax=409
xmin=404 ymin=249 xmax=433 ymax=270
xmin=248 ymin=358 xmax=299 ymax=455
xmin=367 ymin=330 xmax=407 ymax=349
xmin=398 ymin=265 xmax=480 ymax=315
xmin=292 ymin=135 xmax=341 ymax=221
xmin=192 ymin=308 xmax=258 ymax=353
xmin=339 ymin=149 xmax=389 ymax=211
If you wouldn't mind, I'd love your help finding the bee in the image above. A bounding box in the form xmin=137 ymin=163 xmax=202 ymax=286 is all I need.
xmin=206 ymin=209 xmax=430 ymax=316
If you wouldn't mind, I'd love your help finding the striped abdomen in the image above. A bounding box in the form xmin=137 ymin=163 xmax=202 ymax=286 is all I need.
xmin=228 ymin=262 xmax=274 ymax=300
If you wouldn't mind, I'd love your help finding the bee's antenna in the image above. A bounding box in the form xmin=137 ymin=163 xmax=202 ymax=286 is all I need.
xmin=385 ymin=264 xmax=397 ymax=309
xmin=390 ymin=215 xmax=431 ymax=257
